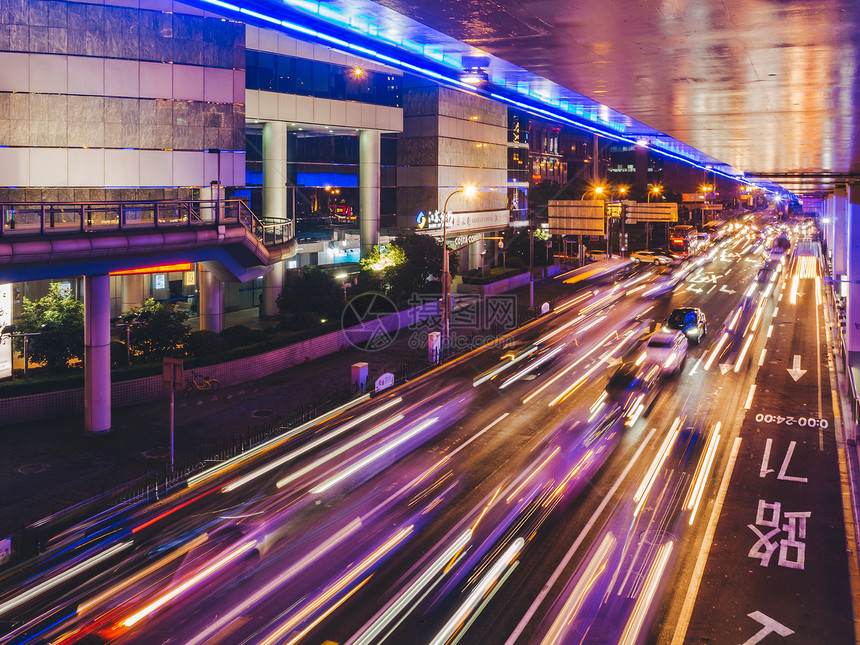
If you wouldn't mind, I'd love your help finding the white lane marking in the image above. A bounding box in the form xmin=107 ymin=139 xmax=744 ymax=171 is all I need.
xmin=742 ymin=610 xmax=794 ymax=644
xmin=706 ymin=284 xmax=717 ymax=294
xmin=671 ymin=437 xmax=742 ymax=645
xmin=766 ymin=325 xmax=774 ymax=338
xmin=504 ymin=427 xmax=659 ymax=645
xmin=758 ymin=349 xmax=767 ymax=367
xmin=744 ymin=383 xmax=757 ymax=409
xmin=787 ymin=355 xmax=807 ymax=381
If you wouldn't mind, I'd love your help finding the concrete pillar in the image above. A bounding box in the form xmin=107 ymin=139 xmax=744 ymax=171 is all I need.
xmin=199 ymin=267 xmax=224 ymax=333
xmin=834 ymin=189 xmax=848 ymax=279
xmin=261 ymin=261 xmax=284 ymax=318
xmin=199 ymin=183 xmax=224 ymax=222
xmin=120 ymin=274 xmax=145 ymax=312
xmin=469 ymin=233 xmax=484 ymax=271
xmin=84 ymin=274 xmax=111 ymax=434
xmin=359 ymin=129 xmax=381 ymax=258
xmin=846 ymin=185 xmax=860 ymax=355
xmin=263 ymin=121 xmax=288 ymax=221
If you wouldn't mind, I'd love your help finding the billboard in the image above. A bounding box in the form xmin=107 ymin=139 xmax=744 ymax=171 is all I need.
xmin=624 ymin=203 xmax=678 ymax=223
xmin=548 ymin=200 xmax=606 ymax=236
xmin=0 ymin=284 xmax=11 ymax=378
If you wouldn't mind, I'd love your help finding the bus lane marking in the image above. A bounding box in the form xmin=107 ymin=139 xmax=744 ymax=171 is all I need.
xmin=742 ymin=611 xmax=794 ymax=644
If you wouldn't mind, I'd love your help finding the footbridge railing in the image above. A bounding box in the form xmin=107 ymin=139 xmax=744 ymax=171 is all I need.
xmin=0 ymin=199 xmax=293 ymax=248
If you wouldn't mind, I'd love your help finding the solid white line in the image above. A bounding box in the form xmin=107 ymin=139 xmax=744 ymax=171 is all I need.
xmin=670 ymin=437 xmax=742 ymax=645
xmin=503 ymin=427 xmax=658 ymax=645
xmin=744 ymin=383 xmax=756 ymax=409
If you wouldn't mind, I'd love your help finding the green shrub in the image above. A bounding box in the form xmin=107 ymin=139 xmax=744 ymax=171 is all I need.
xmin=186 ymin=330 xmax=229 ymax=362
xmin=220 ymin=324 xmax=264 ymax=349
xmin=110 ymin=340 xmax=128 ymax=368
xmin=505 ymin=256 xmax=525 ymax=269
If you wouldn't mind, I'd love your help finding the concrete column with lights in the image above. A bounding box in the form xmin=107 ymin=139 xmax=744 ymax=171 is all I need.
xmin=120 ymin=274 xmax=145 ymax=312
xmin=84 ymin=274 xmax=111 ymax=434
xmin=261 ymin=262 xmax=284 ymax=319
xmin=199 ymin=266 xmax=224 ymax=333
xmin=846 ymin=184 xmax=860 ymax=356
xmin=359 ymin=130 xmax=381 ymax=259
xmin=833 ymin=188 xmax=849 ymax=280
xmin=469 ymin=233 xmax=484 ymax=271
xmin=262 ymin=120 xmax=288 ymax=317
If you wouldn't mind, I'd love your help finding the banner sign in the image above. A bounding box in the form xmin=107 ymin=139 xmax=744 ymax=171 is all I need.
xmin=0 ymin=284 xmax=11 ymax=379
xmin=548 ymin=200 xmax=606 ymax=236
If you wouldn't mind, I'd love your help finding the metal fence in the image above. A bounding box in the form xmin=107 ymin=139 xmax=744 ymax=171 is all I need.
xmin=0 ymin=200 xmax=293 ymax=248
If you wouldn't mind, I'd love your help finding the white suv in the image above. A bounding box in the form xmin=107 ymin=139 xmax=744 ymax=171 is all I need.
xmin=644 ymin=330 xmax=688 ymax=375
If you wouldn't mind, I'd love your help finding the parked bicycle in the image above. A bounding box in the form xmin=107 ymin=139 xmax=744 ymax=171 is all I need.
xmin=184 ymin=370 xmax=220 ymax=397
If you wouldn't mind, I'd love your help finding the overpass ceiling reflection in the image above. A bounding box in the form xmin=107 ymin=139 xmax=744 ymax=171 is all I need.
xmin=366 ymin=0 xmax=858 ymax=192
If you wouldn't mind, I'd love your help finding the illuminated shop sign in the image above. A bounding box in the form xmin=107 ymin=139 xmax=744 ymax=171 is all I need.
xmin=0 ymin=283 xmax=10 ymax=378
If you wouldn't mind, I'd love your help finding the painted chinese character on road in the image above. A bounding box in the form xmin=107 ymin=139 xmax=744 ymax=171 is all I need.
xmin=748 ymin=499 xmax=811 ymax=570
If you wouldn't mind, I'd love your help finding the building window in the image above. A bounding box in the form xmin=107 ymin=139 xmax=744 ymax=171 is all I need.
xmin=246 ymin=51 xmax=402 ymax=107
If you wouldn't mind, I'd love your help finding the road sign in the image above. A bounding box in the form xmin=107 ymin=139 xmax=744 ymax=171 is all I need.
xmin=162 ymin=357 xmax=184 ymax=392
xmin=624 ymin=202 xmax=678 ymax=222
xmin=548 ymin=200 xmax=605 ymax=235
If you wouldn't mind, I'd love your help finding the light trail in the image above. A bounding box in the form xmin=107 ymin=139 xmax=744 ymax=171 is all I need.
xmin=539 ymin=533 xmax=616 ymax=645
xmin=350 ymin=530 xmax=473 ymax=645
xmin=429 ymin=538 xmax=525 ymax=645
xmin=686 ymin=423 xmax=722 ymax=524
xmin=0 ymin=542 xmax=132 ymax=618
xmin=186 ymin=520 xmax=363 ymax=645
xmin=259 ymin=526 xmax=414 ymax=645
xmin=187 ymin=394 xmax=371 ymax=487
xmin=633 ymin=419 xmax=680 ymax=517
xmin=618 ymin=541 xmax=674 ymax=645
xmin=224 ymin=398 xmax=404 ymax=492
xmin=120 ymin=541 xmax=257 ymax=628
xmin=276 ymin=413 xmax=404 ymax=489
xmin=311 ymin=417 xmax=438 ymax=494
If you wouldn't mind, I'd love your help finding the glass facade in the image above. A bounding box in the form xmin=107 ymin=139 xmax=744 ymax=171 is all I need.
xmin=246 ymin=51 xmax=402 ymax=108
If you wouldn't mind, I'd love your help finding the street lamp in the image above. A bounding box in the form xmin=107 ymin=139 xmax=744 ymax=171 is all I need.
xmin=335 ymin=272 xmax=349 ymax=298
xmin=581 ymin=185 xmax=606 ymax=200
xmin=647 ymin=185 xmax=662 ymax=203
xmin=441 ymin=186 xmax=477 ymax=348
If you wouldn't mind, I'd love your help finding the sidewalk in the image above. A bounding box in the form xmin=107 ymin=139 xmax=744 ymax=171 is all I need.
xmin=0 ymin=261 xmax=622 ymax=545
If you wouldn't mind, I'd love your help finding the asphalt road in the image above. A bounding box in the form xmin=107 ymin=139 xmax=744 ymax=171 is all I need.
xmin=1 ymin=216 xmax=855 ymax=645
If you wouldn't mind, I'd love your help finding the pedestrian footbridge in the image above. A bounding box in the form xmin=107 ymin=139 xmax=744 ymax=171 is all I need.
xmin=0 ymin=198 xmax=296 ymax=283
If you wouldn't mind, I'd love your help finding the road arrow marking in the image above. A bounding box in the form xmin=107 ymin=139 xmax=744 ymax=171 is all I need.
xmin=719 ymin=285 xmax=736 ymax=294
xmin=686 ymin=286 xmax=703 ymax=293
xmin=719 ymin=363 xmax=732 ymax=375
xmin=743 ymin=611 xmax=794 ymax=644
xmin=787 ymin=354 xmax=807 ymax=381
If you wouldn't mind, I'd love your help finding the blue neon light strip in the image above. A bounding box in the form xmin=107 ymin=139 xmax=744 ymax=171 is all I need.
xmin=196 ymin=0 xmax=765 ymax=189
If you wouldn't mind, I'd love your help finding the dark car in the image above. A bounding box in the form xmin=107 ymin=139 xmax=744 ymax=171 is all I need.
xmin=666 ymin=307 xmax=707 ymax=344
xmin=605 ymin=361 xmax=662 ymax=423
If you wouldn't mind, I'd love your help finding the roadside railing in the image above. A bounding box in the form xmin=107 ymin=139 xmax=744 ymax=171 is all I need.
xmin=0 ymin=200 xmax=294 ymax=249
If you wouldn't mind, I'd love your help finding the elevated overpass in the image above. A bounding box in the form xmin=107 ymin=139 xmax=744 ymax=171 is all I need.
xmin=0 ymin=198 xmax=296 ymax=434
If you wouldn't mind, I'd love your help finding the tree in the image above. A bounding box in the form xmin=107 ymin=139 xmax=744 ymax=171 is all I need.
xmin=122 ymin=298 xmax=191 ymax=362
xmin=277 ymin=266 xmax=344 ymax=321
xmin=16 ymin=283 xmax=84 ymax=373
xmin=391 ymin=234 xmax=458 ymax=302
